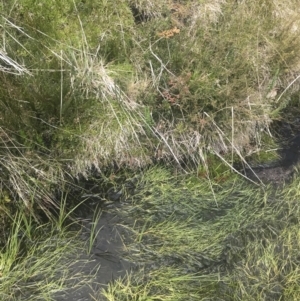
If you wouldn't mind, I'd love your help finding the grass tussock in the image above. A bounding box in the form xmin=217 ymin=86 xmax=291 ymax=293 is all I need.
xmin=65 ymin=0 xmax=300 ymax=171
xmin=1 ymin=0 xmax=300 ymax=207
xmin=1 ymin=0 xmax=299 ymax=160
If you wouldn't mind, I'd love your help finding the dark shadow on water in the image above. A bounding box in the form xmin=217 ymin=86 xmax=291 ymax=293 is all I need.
xmin=240 ymin=121 xmax=300 ymax=185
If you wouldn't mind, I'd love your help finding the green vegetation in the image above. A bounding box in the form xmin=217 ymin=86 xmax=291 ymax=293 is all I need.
xmin=0 ymin=208 xmax=98 ymax=301
xmin=1 ymin=0 xmax=300 ymax=300
xmin=103 ymin=166 xmax=300 ymax=300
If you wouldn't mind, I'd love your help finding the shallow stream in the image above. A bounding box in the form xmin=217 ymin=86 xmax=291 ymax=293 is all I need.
xmin=55 ymin=121 xmax=300 ymax=300
xmin=54 ymin=204 xmax=134 ymax=301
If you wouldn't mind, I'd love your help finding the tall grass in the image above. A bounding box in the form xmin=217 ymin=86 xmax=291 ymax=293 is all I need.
xmin=1 ymin=0 xmax=300 ymax=209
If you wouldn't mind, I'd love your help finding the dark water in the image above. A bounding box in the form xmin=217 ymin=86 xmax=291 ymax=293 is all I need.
xmin=241 ymin=122 xmax=300 ymax=185
xmin=55 ymin=205 xmax=134 ymax=301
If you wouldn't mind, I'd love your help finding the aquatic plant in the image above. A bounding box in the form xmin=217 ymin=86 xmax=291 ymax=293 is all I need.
xmin=0 ymin=208 xmax=97 ymax=301
xmin=102 ymin=166 xmax=300 ymax=300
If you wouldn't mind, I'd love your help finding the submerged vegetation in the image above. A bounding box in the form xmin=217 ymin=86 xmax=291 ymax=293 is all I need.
xmin=103 ymin=167 xmax=300 ymax=300
xmin=0 ymin=208 xmax=96 ymax=301
xmin=1 ymin=0 xmax=300 ymax=300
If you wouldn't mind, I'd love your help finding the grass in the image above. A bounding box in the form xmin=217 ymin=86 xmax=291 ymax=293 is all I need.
xmin=103 ymin=268 xmax=220 ymax=301
xmin=86 ymin=204 xmax=102 ymax=255
xmin=99 ymin=166 xmax=300 ymax=300
xmin=1 ymin=0 xmax=300 ymax=300
xmin=2 ymin=0 xmax=300 ymax=209
xmin=0 ymin=208 xmax=98 ymax=301
xmin=3 ymin=0 xmax=299 ymax=167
